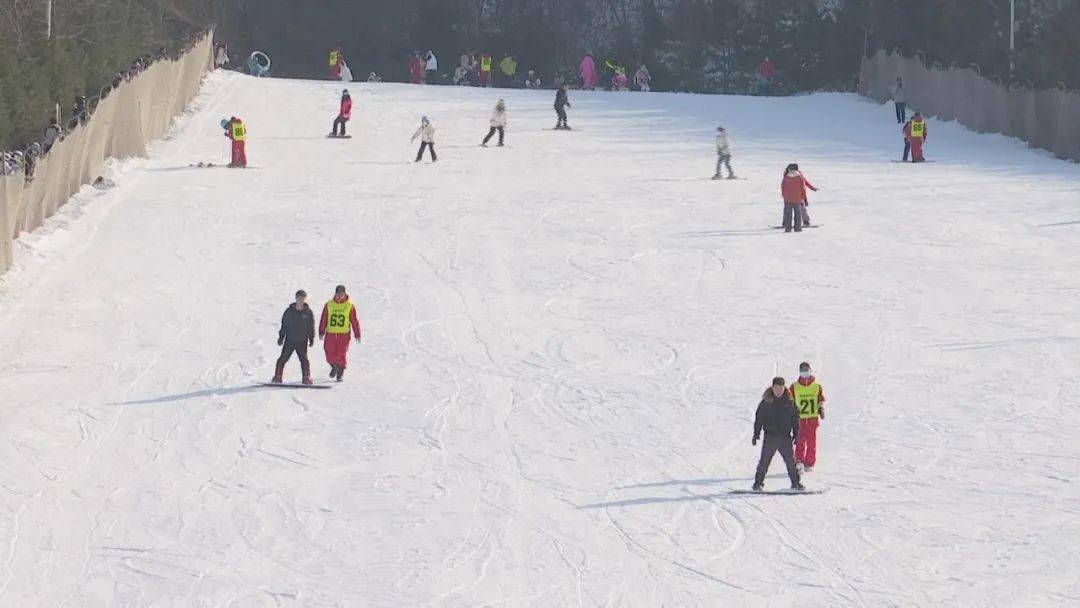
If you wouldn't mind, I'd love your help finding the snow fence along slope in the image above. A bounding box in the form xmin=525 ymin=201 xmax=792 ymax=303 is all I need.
xmin=1 ymin=74 xmax=1080 ymax=605
xmin=0 ymin=32 xmax=214 ymax=272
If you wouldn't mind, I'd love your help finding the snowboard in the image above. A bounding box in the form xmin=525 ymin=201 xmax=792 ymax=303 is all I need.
xmin=891 ymin=160 xmax=935 ymax=163
xmin=729 ymin=488 xmax=828 ymax=495
xmin=771 ymin=225 xmax=822 ymax=229
xmin=327 ymin=135 xmax=353 ymax=139
xmin=189 ymin=163 xmax=259 ymax=169
xmin=259 ymin=382 xmax=332 ymax=390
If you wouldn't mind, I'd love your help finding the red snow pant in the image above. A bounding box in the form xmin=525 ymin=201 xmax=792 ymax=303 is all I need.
xmin=910 ymin=138 xmax=925 ymax=162
xmin=323 ymin=333 xmax=352 ymax=368
xmin=796 ymin=417 xmax=820 ymax=467
xmin=231 ymin=140 xmax=247 ymax=167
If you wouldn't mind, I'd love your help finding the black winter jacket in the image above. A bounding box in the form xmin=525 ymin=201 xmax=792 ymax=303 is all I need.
xmin=555 ymin=89 xmax=570 ymax=109
xmin=754 ymin=391 xmax=800 ymax=442
xmin=279 ymin=303 xmax=315 ymax=344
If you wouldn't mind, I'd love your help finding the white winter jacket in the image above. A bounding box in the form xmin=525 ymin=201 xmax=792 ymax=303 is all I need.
xmin=890 ymin=84 xmax=907 ymax=103
xmin=716 ymin=131 xmax=730 ymax=154
xmin=412 ymin=123 xmax=435 ymax=143
xmin=426 ymin=53 xmax=438 ymax=72
xmin=490 ymin=108 xmax=507 ymax=128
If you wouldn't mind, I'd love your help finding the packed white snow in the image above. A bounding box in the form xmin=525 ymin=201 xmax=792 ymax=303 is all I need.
xmin=1 ymin=70 xmax=1080 ymax=606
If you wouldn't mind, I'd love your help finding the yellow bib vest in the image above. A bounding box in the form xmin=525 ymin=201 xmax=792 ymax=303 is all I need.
xmin=910 ymin=120 xmax=925 ymax=138
xmin=325 ymin=300 xmax=354 ymax=334
xmin=231 ymin=122 xmax=246 ymax=141
xmin=482 ymin=56 xmax=492 ymax=72
xmin=792 ymin=382 xmax=821 ymax=419
xmin=330 ymin=50 xmax=339 ymax=66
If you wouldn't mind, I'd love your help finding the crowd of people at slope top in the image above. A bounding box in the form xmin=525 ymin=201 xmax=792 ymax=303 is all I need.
xmin=1 ymin=31 xmax=211 ymax=182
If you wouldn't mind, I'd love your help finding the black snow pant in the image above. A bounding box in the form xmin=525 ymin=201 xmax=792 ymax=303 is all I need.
xmin=332 ymin=116 xmax=347 ymax=136
xmin=416 ymin=141 xmax=437 ymax=162
xmin=715 ymin=153 xmax=734 ymax=178
xmin=902 ymin=139 xmax=911 ymax=162
xmin=895 ymin=102 xmax=907 ymax=124
xmin=483 ymin=126 xmax=505 ymax=146
xmin=275 ymin=341 xmax=311 ymax=379
xmin=783 ymin=203 xmax=805 ymax=232
xmin=555 ymin=106 xmax=568 ymax=128
xmin=754 ymin=434 xmax=801 ymax=487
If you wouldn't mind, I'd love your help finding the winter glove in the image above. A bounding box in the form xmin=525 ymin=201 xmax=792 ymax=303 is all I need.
xmin=277 ymin=337 xmax=284 ymax=346
xmin=752 ymin=436 xmax=758 ymax=446
xmin=309 ymin=338 xmax=315 ymax=347
xmin=819 ymin=406 xmax=825 ymax=420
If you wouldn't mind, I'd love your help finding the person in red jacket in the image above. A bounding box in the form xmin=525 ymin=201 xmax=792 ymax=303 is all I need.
xmin=409 ymin=51 xmax=425 ymax=84
xmin=904 ymin=111 xmax=929 ymax=162
xmin=780 ymin=163 xmax=817 ymax=232
xmin=224 ymin=116 xmax=247 ymax=168
xmin=319 ymin=285 xmax=362 ymax=381
xmin=331 ymin=90 xmax=352 ymax=137
xmin=790 ymin=362 xmax=826 ymax=472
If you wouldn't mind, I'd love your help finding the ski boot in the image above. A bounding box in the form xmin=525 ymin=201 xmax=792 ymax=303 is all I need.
xmin=711 ymin=173 xmax=722 ymax=180
xmin=302 ymin=377 xmax=313 ymax=386
xmin=727 ymin=174 xmax=737 ymax=180
xmin=804 ymin=466 xmax=814 ymax=473
xmin=329 ymin=364 xmax=340 ymax=379
xmin=752 ymin=484 xmax=764 ymax=492
xmin=791 ymin=483 xmax=806 ymax=492
xmin=336 ymin=367 xmax=345 ymax=382
xmin=271 ymin=375 xmax=283 ymax=384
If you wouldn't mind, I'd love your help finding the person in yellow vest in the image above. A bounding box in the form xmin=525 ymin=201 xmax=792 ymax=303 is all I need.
xmin=479 ymin=53 xmax=493 ymax=87
xmin=319 ymin=285 xmax=362 ymax=381
xmin=790 ymin=362 xmax=826 ymax=472
xmin=329 ymin=47 xmax=342 ymax=79
xmin=499 ymin=54 xmax=517 ymax=87
xmin=903 ymin=111 xmax=928 ymax=162
xmin=225 ymin=116 xmax=247 ymax=168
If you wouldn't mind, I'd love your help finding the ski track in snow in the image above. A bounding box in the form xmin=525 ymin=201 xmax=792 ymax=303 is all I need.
xmin=1 ymin=71 xmax=1080 ymax=605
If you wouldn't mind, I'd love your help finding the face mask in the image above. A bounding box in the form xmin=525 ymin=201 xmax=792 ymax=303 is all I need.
xmin=799 ymin=371 xmax=811 ymax=379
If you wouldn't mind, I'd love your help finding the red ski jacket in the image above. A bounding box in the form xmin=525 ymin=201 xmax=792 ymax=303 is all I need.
xmin=781 ymin=172 xmax=817 ymax=204
xmin=339 ymin=98 xmax=353 ymax=120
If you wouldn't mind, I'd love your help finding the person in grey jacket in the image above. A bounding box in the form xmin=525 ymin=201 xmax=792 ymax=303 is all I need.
xmin=752 ymin=377 xmax=804 ymax=491
xmin=712 ymin=126 xmax=736 ymax=180
xmin=412 ymin=116 xmax=437 ymax=162
xmin=890 ymin=76 xmax=907 ymax=123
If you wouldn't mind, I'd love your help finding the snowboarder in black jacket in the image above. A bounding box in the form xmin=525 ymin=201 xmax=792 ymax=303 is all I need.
xmin=273 ymin=290 xmax=316 ymax=385
xmin=752 ymin=377 xmax=804 ymax=491
xmin=554 ymin=84 xmax=571 ymax=130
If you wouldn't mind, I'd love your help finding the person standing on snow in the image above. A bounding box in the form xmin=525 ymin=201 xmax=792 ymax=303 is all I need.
xmin=214 ymin=44 xmax=230 ymax=69
xmin=482 ymin=99 xmax=507 ymax=147
xmin=331 ymin=90 xmax=352 ymax=137
xmin=791 ymin=362 xmax=826 ymax=473
xmin=479 ymin=52 xmax=493 ymax=87
xmin=752 ymin=377 xmax=804 ymax=491
xmin=329 ymin=47 xmax=343 ymax=80
xmin=273 ymin=290 xmax=316 ymax=385
xmin=554 ymin=84 xmax=572 ymax=130
xmin=412 ymin=116 xmax=437 ymax=162
xmin=425 ymin=51 xmax=439 ymax=83
xmin=634 ymin=65 xmax=652 ymax=92
xmin=499 ymin=54 xmax=518 ymax=87
xmin=901 ymin=116 xmax=913 ymax=162
xmin=904 ymin=112 xmax=928 ymax=162
xmin=225 ymin=116 xmax=247 ymax=168
xmin=890 ymin=76 xmax=907 ymax=124
xmin=780 ymin=163 xmax=817 ymax=232
xmin=712 ymin=126 xmax=736 ymax=180
xmin=42 ymin=118 xmax=63 ymax=154
xmin=319 ymin=285 xmax=362 ymax=382
xmin=580 ymin=53 xmax=598 ymax=90
xmin=409 ymin=51 xmax=425 ymax=84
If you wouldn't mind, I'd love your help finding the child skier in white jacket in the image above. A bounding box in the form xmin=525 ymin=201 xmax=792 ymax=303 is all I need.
xmin=713 ymin=126 xmax=736 ymax=180
xmin=412 ymin=116 xmax=437 ymax=162
xmin=482 ymin=99 xmax=507 ymax=147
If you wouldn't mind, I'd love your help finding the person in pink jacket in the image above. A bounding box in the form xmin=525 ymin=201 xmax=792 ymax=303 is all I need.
xmin=580 ymin=53 xmax=598 ymax=90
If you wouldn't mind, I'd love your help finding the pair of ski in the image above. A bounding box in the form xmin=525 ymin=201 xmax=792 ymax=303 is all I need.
xmin=729 ymin=487 xmax=827 ymax=495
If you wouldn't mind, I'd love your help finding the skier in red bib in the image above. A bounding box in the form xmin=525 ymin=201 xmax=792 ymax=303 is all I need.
xmin=319 ymin=285 xmax=362 ymax=381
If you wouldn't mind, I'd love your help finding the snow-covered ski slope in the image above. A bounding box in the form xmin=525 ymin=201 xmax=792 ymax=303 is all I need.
xmin=2 ymin=70 xmax=1080 ymax=606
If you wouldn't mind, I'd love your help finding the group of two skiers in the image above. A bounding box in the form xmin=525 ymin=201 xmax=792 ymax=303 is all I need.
xmin=274 ymin=285 xmax=362 ymax=385
xmin=891 ymin=77 xmax=929 ymax=162
xmin=752 ymin=362 xmax=827 ymax=491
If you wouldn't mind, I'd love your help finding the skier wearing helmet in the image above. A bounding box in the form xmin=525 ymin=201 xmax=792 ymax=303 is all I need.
xmin=331 ymin=90 xmax=352 ymax=137
xmin=482 ymin=99 xmax=507 ymax=147
xmin=412 ymin=116 xmax=437 ymax=162
xmin=712 ymin=126 xmax=735 ymax=180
